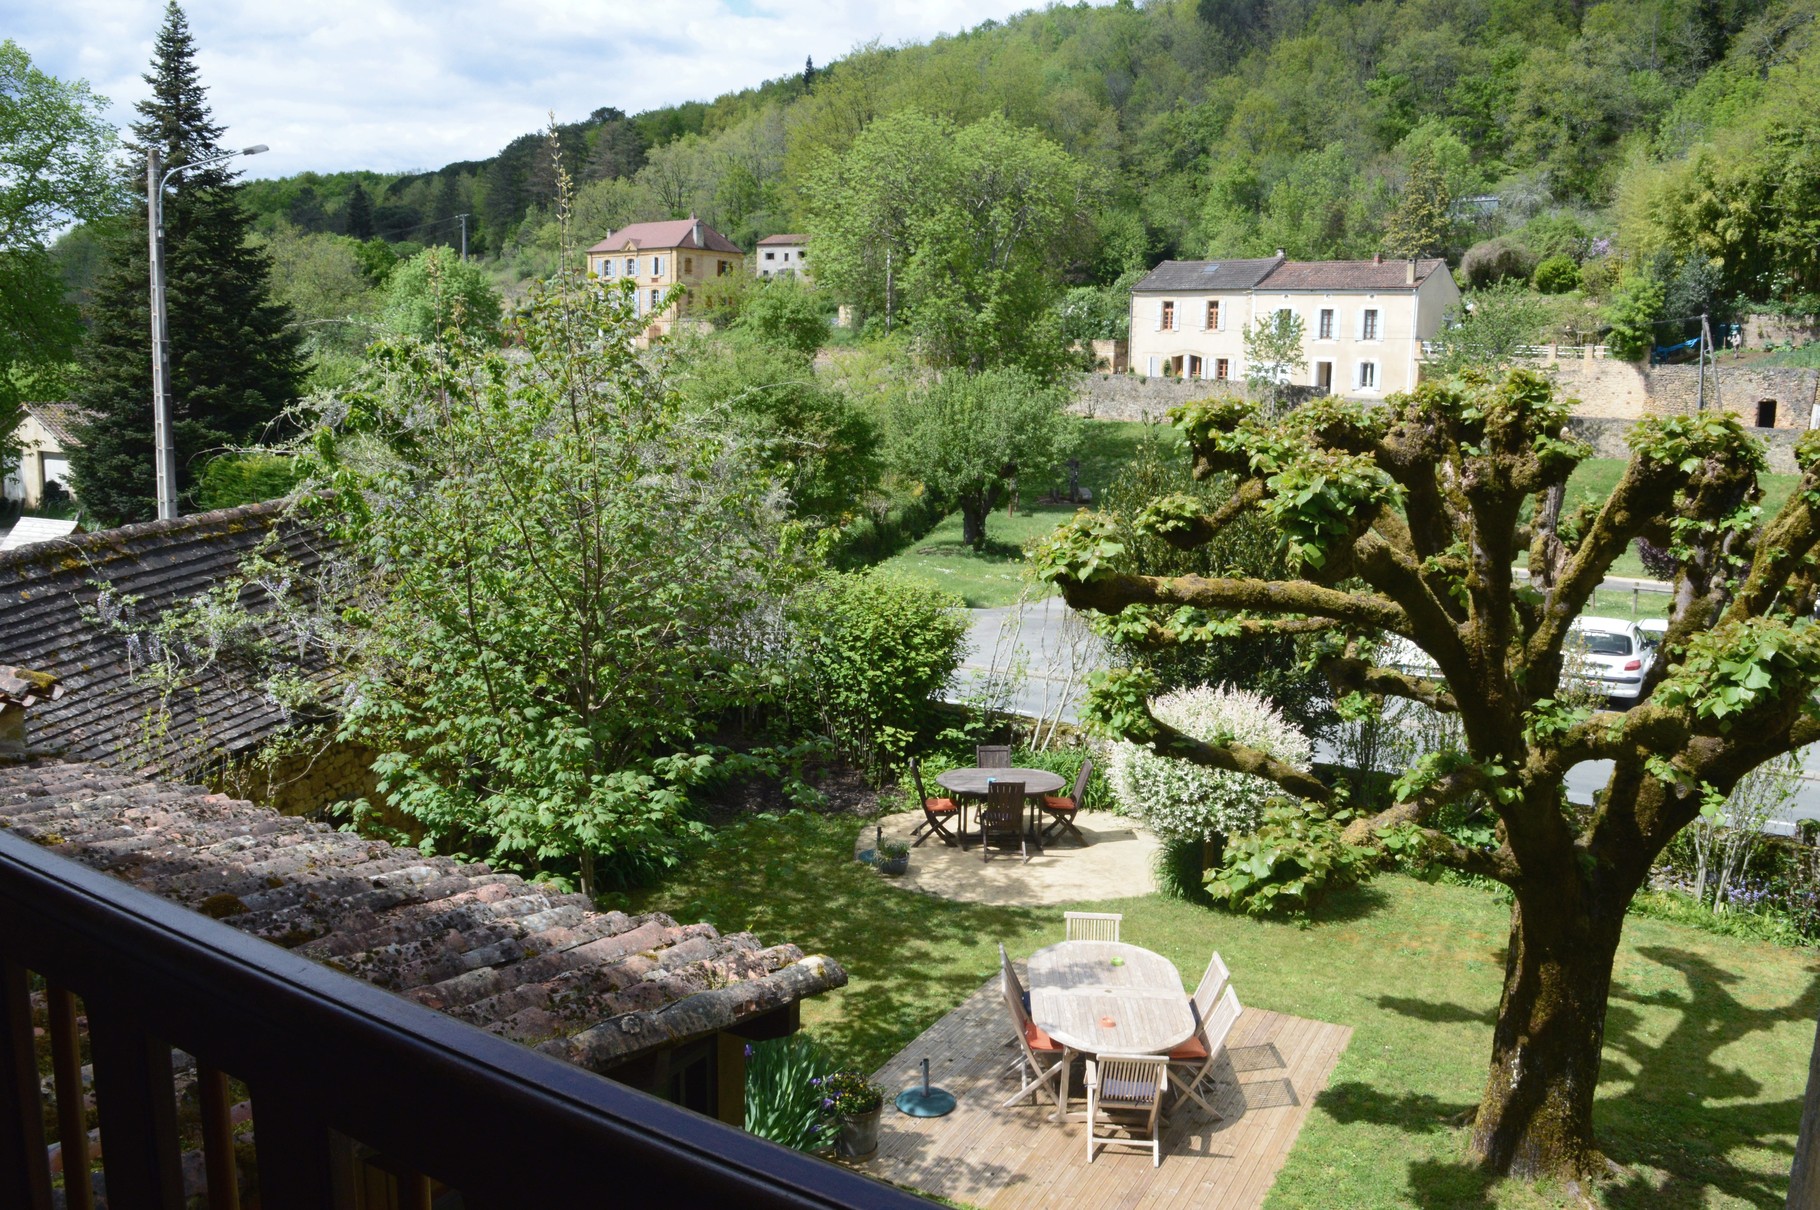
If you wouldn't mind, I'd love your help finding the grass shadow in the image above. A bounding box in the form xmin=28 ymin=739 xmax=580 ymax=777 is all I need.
xmin=1368 ymin=943 xmax=1819 ymax=1207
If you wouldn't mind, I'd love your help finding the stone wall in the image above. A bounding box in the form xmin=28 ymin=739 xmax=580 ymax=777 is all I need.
xmin=1549 ymin=360 xmax=1651 ymax=419
xmin=1743 ymin=314 xmax=1820 ymax=348
xmin=1642 ymin=365 xmax=1819 ymax=429
xmin=1568 ymin=416 xmax=1807 ymax=474
xmin=1550 ymin=360 xmax=1819 ymax=429
xmin=1069 ymin=373 xmax=1317 ymax=422
xmin=214 ymin=737 xmax=383 ymax=818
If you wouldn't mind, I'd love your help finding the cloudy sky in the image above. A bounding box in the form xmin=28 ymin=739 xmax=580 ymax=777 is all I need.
xmin=11 ymin=1 xmax=1046 ymax=179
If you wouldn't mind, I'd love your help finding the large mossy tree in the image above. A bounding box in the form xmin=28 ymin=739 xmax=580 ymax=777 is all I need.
xmin=1036 ymin=369 xmax=1820 ymax=1183
xmin=68 ymin=2 xmax=300 ymax=524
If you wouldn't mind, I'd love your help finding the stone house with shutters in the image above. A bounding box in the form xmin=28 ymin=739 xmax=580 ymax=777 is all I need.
xmin=1128 ymin=253 xmax=1460 ymax=398
xmin=753 ymin=233 xmax=810 ymax=280
xmin=585 ymin=217 xmax=745 ymax=342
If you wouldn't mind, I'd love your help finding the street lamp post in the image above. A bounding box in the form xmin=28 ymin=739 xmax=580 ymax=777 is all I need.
xmin=147 ymin=142 xmax=267 ymax=520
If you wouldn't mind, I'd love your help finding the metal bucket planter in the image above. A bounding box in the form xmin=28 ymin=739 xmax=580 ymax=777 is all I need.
xmin=837 ymin=1105 xmax=882 ymax=1158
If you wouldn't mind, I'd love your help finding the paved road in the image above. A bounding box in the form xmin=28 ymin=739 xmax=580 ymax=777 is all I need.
xmin=950 ymin=601 xmax=1817 ymax=832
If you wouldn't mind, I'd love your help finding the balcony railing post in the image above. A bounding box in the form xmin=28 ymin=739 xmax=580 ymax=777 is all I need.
xmin=0 ymin=959 xmax=53 ymax=1210
xmin=250 ymin=1086 xmax=349 ymax=1210
xmin=86 ymin=1004 xmax=185 ymax=1210
xmin=46 ymin=984 xmax=93 ymax=1209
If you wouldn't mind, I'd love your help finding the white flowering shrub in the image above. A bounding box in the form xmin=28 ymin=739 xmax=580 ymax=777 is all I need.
xmin=1105 ymin=683 xmax=1313 ymax=840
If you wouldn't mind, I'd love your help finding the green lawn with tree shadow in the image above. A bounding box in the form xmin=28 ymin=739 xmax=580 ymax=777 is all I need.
xmin=608 ymin=812 xmax=1817 ymax=1208
xmin=873 ymin=418 xmax=1180 ymax=608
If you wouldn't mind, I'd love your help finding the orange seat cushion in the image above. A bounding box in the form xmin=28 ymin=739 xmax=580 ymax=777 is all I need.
xmin=1024 ymin=1018 xmax=1063 ymax=1052
xmin=1041 ymin=795 xmax=1076 ymax=812
xmin=925 ymin=797 xmax=958 ymax=814
xmin=1167 ymin=1036 xmax=1209 ymax=1060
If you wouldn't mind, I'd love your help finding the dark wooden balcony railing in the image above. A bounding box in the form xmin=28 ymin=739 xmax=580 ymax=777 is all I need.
xmin=0 ymin=827 xmax=929 ymax=1209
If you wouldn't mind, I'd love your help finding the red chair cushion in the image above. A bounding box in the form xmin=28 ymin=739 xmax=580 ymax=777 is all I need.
xmin=1024 ymin=1019 xmax=1063 ymax=1052
xmin=1167 ymin=1036 xmax=1209 ymax=1060
xmin=1040 ymin=795 xmax=1076 ymax=812
xmin=924 ymin=797 xmax=958 ymax=814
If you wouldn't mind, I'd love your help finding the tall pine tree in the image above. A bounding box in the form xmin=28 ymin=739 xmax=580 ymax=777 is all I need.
xmin=68 ymin=2 xmax=301 ymax=525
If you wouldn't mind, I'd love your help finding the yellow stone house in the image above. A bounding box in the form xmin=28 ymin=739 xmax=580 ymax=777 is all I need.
xmin=585 ymin=217 xmax=745 ymax=341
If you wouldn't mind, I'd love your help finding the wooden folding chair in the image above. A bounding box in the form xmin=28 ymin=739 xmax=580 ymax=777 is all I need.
xmin=1086 ymin=1053 xmax=1170 ymax=1166
xmin=1039 ymin=757 xmax=1092 ymax=845
xmin=979 ymin=780 xmax=1028 ymax=862
xmin=999 ymin=944 xmax=1066 ymax=1110
xmin=1064 ymin=911 xmax=1121 ymax=942
xmin=908 ymin=760 xmax=960 ymax=848
xmin=976 ymin=744 xmax=1012 ymax=768
xmin=1167 ymin=983 xmax=1242 ymax=1118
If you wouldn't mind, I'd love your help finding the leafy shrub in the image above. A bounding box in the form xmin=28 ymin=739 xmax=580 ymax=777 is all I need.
xmin=735 ymin=277 xmax=830 ymax=358
xmin=1605 ymin=272 xmax=1665 ymax=360
xmin=1204 ymin=800 xmax=1374 ymax=915
xmin=785 ymin=571 xmax=969 ymax=780
xmin=745 ymin=1034 xmax=837 ymax=1151
xmin=1533 ymin=255 xmax=1581 ymax=294
xmin=1104 ymin=683 xmax=1313 ymax=840
xmin=1156 ymin=835 xmax=1216 ymax=903
xmin=195 ymin=453 xmax=305 ymax=510
xmin=1460 ymin=237 xmax=1539 ymax=289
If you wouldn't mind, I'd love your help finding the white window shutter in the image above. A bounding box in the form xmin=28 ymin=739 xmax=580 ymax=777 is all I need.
xmin=1354 ymin=308 xmax=1365 ymax=340
xmin=1148 ymin=355 xmax=1161 ymax=376
xmin=1198 ymin=302 xmax=1207 ymax=332
xmin=1155 ymin=300 xmax=1163 ymax=332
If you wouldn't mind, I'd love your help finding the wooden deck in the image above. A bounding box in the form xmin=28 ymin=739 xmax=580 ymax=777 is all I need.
xmin=859 ymin=977 xmax=1351 ymax=1209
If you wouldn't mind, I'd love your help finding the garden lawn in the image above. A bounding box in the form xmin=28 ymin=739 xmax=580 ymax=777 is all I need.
xmin=606 ymin=811 xmax=1818 ymax=1209
xmin=1563 ymin=459 xmax=1801 ymax=581
xmin=874 ymin=418 xmax=1178 ymax=608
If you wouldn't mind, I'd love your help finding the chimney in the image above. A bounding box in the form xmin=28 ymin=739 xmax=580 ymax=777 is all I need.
xmin=692 ymin=216 xmax=702 ymax=246
xmin=1274 ymin=248 xmax=1285 ymax=259
xmin=1373 ymin=252 xmax=1382 ymax=265
xmin=1406 ymin=256 xmax=1417 ymax=285
xmin=0 ymin=666 xmax=62 ymax=762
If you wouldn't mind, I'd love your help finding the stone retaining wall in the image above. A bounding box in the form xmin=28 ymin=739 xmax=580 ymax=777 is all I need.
xmin=1568 ymin=416 xmax=1807 ymax=474
xmin=1069 ymin=373 xmax=1317 ymax=422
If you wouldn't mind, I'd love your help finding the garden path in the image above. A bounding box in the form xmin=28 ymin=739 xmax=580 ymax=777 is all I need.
xmin=859 ymin=809 xmax=1157 ymax=905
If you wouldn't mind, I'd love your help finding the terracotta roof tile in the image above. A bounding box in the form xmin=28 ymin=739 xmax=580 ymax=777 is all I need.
xmin=0 ymin=759 xmax=846 ymax=1069
xmin=1257 ymin=258 xmax=1449 ymax=291
xmin=587 ymin=219 xmax=743 ymax=256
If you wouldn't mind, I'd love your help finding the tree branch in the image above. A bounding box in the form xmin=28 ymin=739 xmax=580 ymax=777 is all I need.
xmin=1055 ymin=571 xmax=1411 ymax=634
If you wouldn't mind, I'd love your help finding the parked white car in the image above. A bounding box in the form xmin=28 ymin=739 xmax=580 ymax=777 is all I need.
xmin=1377 ymin=620 xmax=1656 ymax=704
xmin=1567 ymin=616 xmax=1655 ymax=703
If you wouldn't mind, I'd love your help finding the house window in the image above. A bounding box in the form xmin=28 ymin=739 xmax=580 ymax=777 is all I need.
xmin=783 ymin=252 xmax=791 ymax=261
xmin=1215 ymin=358 xmax=1230 ymax=380
xmin=650 ymin=288 xmax=662 ymax=309
xmin=1188 ymin=355 xmax=1203 ymax=378
xmin=1358 ymin=361 xmax=1378 ymax=390
xmin=684 ymin=257 xmax=693 ymax=274
xmin=718 ymin=260 xmax=730 ymax=276
xmin=624 ymin=257 xmax=637 ymax=275
xmin=1318 ymin=308 xmax=1335 ymax=340
xmin=1205 ymin=301 xmax=1221 ymax=330
xmin=653 ymin=256 xmax=665 ymax=277
xmin=1161 ymin=300 xmax=1176 ymax=330
xmin=1362 ymin=308 xmax=1380 ymax=341
xmin=1315 ymin=361 xmax=1334 ymax=392
xmin=765 ymin=251 xmax=776 ymax=261
xmin=596 ymin=258 xmax=611 ymax=278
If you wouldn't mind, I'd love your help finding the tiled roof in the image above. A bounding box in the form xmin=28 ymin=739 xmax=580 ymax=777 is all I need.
xmin=1131 ymin=258 xmax=1283 ymax=292
xmin=0 ymin=759 xmax=845 ymax=1068
xmin=24 ymin=401 xmax=91 ymax=449
xmin=1257 ymin=258 xmax=1449 ymax=291
xmin=756 ymin=234 xmax=808 ymax=246
xmin=0 ymin=501 xmax=327 ymax=769
xmin=587 ymin=219 xmax=743 ymax=256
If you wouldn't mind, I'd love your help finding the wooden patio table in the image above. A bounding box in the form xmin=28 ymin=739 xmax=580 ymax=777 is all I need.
xmin=934 ymin=767 xmax=1065 ymax=851
xmin=1026 ymin=940 xmax=1197 ymax=1122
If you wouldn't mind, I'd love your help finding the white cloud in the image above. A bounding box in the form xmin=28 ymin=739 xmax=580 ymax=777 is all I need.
xmin=8 ymin=0 xmax=1053 ymax=178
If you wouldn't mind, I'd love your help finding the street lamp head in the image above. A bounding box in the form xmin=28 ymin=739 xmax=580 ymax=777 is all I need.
xmin=241 ymin=144 xmax=269 ymax=156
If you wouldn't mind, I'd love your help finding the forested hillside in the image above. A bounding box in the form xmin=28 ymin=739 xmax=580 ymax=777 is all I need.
xmin=205 ymin=0 xmax=1817 ymax=317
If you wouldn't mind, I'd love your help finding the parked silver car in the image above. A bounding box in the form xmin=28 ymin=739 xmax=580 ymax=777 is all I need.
xmin=1567 ymin=616 xmax=1655 ymax=703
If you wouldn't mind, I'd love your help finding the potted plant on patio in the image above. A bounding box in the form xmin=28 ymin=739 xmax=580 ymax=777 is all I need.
xmin=823 ymin=1069 xmax=887 ymax=1158
xmin=875 ymin=839 xmax=910 ymax=876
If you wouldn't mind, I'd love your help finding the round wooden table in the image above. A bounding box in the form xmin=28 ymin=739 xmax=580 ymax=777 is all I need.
xmin=934 ymin=767 xmax=1065 ymax=849
xmin=1025 ymin=940 xmax=1197 ymax=1120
